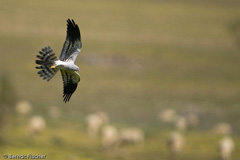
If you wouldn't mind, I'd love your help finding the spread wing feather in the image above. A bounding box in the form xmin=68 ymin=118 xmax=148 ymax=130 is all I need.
xmin=35 ymin=46 xmax=59 ymax=81
xmin=59 ymin=19 xmax=82 ymax=62
xmin=60 ymin=70 xmax=80 ymax=103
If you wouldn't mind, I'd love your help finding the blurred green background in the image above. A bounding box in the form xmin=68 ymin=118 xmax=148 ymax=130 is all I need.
xmin=0 ymin=0 xmax=240 ymax=159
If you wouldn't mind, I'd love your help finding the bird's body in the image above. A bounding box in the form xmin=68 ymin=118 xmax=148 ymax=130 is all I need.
xmin=35 ymin=19 xmax=82 ymax=103
xmin=53 ymin=60 xmax=79 ymax=71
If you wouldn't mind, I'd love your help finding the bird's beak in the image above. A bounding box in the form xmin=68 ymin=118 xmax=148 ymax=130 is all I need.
xmin=50 ymin=65 xmax=56 ymax=69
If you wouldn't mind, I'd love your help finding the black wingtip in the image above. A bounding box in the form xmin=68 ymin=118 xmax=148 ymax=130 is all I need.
xmin=67 ymin=19 xmax=75 ymax=27
xmin=66 ymin=18 xmax=81 ymax=41
xmin=67 ymin=19 xmax=74 ymax=24
xmin=63 ymin=93 xmax=72 ymax=103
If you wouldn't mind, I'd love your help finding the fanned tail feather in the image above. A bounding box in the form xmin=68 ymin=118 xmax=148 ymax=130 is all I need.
xmin=35 ymin=46 xmax=59 ymax=81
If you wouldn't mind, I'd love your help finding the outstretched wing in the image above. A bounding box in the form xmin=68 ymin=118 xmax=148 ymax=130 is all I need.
xmin=60 ymin=70 xmax=80 ymax=103
xmin=59 ymin=19 xmax=82 ymax=62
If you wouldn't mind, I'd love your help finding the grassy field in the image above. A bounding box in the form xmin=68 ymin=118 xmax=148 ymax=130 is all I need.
xmin=1 ymin=116 xmax=240 ymax=160
xmin=0 ymin=0 xmax=240 ymax=159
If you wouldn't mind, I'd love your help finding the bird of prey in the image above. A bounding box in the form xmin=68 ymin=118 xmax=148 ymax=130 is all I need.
xmin=35 ymin=19 xmax=82 ymax=103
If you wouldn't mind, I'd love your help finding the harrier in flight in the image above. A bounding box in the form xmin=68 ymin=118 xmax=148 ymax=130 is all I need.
xmin=35 ymin=19 xmax=82 ymax=103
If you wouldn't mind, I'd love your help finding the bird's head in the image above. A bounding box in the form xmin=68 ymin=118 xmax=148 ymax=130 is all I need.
xmin=68 ymin=65 xmax=79 ymax=71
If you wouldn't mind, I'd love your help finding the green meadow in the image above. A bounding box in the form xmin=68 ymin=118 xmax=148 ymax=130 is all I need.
xmin=0 ymin=0 xmax=240 ymax=159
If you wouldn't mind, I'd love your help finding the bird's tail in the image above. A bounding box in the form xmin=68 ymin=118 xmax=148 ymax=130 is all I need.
xmin=35 ymin=46 xmax=59 ymax=81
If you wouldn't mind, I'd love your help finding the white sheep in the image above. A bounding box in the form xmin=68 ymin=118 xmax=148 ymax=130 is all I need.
xmin=167 ymin=131 xmax=184 ymax=155
xmin=174 ymin=116 xmax=187 ymax=131
xmin=86 ymin=111 xmax=109 ymax=137
xmin=119 ymin=128 xmax=144 ymax=145
xmin=158 ymin=109 xmax=177 ymax=123
xmin=48 ymin=106 xmax=61 ymax=119
xmin=185 ymin=113 xmax=199 ymax=128
xmin=101 ymin=125 xmax=119 ymax=150
xmin=15 ymin=100 xmax=32 ymax=115
xmin=219 ymin=137 xmax=235 ymax=160
xmin=213 ymin=123 xmax=232 ymax=135
xmin=27 ymin=116 xmax=46 ymax=137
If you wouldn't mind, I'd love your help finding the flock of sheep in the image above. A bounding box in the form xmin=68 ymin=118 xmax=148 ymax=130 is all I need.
xmin=15 ymin=101 xmax=47 ymax=137
xmin=86 ymin=111 xmax=144 ymax=150
xmin=15 ymin=101 xmax=235 ymax=160
xmin=15 ymin=101 xmax=144 ymax=150
xmin=158 ymin=109 xmax=235 ymax=160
